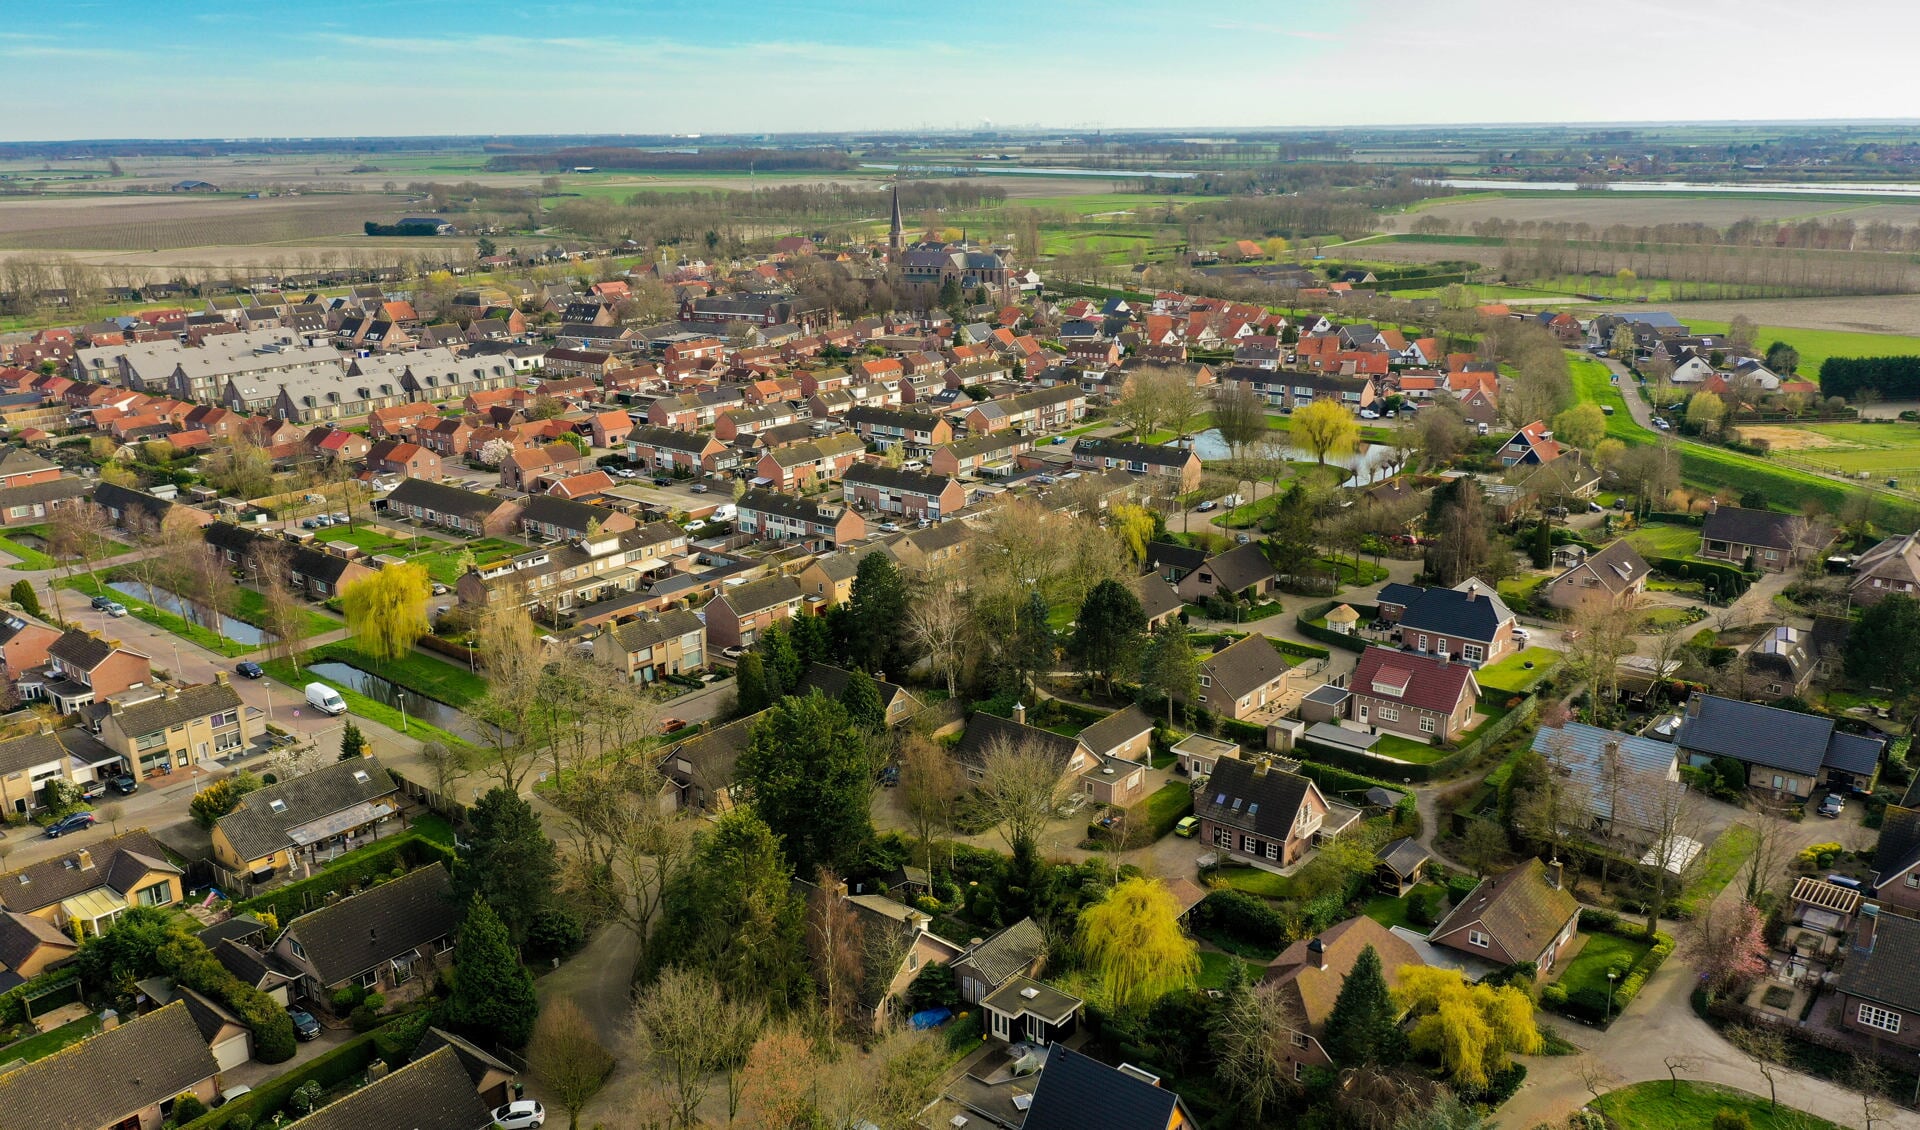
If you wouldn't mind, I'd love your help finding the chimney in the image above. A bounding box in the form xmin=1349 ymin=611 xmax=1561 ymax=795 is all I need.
xmin=1547 ymin=857 xmax=1563 ymax=891
xmin=1254 ymin=756 xmax=1271 ymax=777
xmin=1011 ymin=702 xmax=1026 ymax=726
xmin=1307 ymin=937 xmax=1327 ymax=970
xmin=1465 ymin=581 xmax=1479 ymax=601
xmin=1857 ymin=906 xmax=1881 ymax=953
xmin=214 ymin=671 xmax=229 ymax=687
xmin=35 ymin=721 xmax=50 ymax=736
xmin=1685 ymin=694 xmax=1701 ymax=719
xmin=76 ymin=850 xmax=93 ymax=871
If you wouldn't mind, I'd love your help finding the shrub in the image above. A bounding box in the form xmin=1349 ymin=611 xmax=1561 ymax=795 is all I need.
xmin=524 ymin=905 xmax=584 ymax=961
xmin=1578 ymin=908 xmax=1620 ymax=932
xmin=1796 ymin=841 xmax=1844 ymax=869
xmin=1540 ymin=983 xmax=1568 ymax=1008
xmin=171 ymin=1094 xmax=208 ymax=1123
xmin=332 ymin=985 xmax=365 ymax=1012
xmin=1713 ymin=1111 xmax=1754 ymax=1130
xmin=228 ymin=1116 xmax=254 ymax=1130
xmin=1407 ymin=888 xmax=1440 ymax=927
xmin=362 ymin=992 xmax=385 ymax=1013
xmin=349 ymin=1004 xmax=381 ymax=1032
xmin=288 ymin=1080 xmax=325 ymax=1116
xmin=1192 ymin=890 xmax=1288 ymax=949
xmin=906 ymin=962 xmax=960 ymax=1013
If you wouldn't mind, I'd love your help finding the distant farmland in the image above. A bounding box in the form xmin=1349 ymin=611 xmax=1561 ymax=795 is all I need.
xmin=0 ymin=193 xmax=414 ymax=250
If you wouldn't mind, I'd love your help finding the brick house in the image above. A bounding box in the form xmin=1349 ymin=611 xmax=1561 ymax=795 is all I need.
xmin=1347 ymin=646 xmax=1480 ymax=745
xmin=1542 ymin=539 xmax=1651 ymax=613
xmin=1869 ymin=805 xmax=1920 ymax=918
xmin=1175 ymin=543 xmax=1279 ymax=603
xmin=1699 ymin=505 xmax=1826 ymax=573
xmin=1834 ymin=909 xmax=1920 ymax=1048
xmin=1190 ymin=633 xmax=1300 ymax=722
xmin=0 ymin=1000 xmax=218 ymax=1130
xmin=1674 ymin=693 xmax=1884 ymax=801
xmin=1852 ymin=531 xmax=1920 ymax=607
xmin=1194 ymin=756 xmax=1335 ymax=869
xmin=737 ymin=490 xmax=864 ymax=549
xmin=273 ymin=863 xmax=459 ymax=1004
xmin=1069 ymin=437 xmax=1203 ymax=495
xmin=928 ymin=432 xmax=1032 ymax=478
xmin=382 ymin=479 xmax=522 ymax=536
xmin=366 ymin=439 xmax=443 ymax=482
xmin=842 ymin=464 xmax=967 ymax=520
xmin=704 ymin=575 xmax=804 ymax=649
xmin=23 ymin=629 xmax=151 ymax=713
xmin=1263 ymin=915 xmax=1422 ymax=1083
xmin=1375 ymin=578 xmax=1519 ymax=667
xmin=755 ymin=433 xmax=865 ymax=492
xmin=500 ymin=443 xmax=589 ymax=491
xmin=1427 ymin=858 xmax=1581 ymax=976
xmin=627 ymin=425 xmax=727 ymax=474
xmin=593 ymin=608 xmax=707 ymax=685
xmin=845 ymin=405 xmax=953 ymax=451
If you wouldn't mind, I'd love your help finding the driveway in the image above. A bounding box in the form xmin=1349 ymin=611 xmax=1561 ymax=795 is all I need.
xmin=218 ymin=1024 xmax=355 ymax=1091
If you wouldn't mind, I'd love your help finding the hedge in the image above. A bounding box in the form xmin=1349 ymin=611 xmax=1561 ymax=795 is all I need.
xmin=233 ymin=832 xmax=456 ymax=924
xmin=1297 ymin=692 xmax=1540 ymax=783
xmin=1190 ymin=890 xmax=1288 ymax=951
xmin=1219 ymin=718 xmax=1265 ymax=746
xmin=1643 ymin=511 xmax=1706 ymax=527
xmin=1540 ymin=919 xmax=1675 ymax=1026
xmin=1294 ymin=600 xmax=1376 ymax=653
xmin=180 ymin=1019 xmax=393 ymax=1130
xmin=1293 ymin=761 xmax=1405 ymax=801
xmin=1272 ymin=638 xmax=1331 ymax=661
xmin=1647 ymin=556 xmax=1753 ymax=599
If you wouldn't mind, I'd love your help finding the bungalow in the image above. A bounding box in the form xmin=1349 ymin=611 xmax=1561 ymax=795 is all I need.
xmin=1699 ymin=505 xmax=1825 ymax=573
xmin=282 ymin=1044 xmax=491 ymax=1130
xmin=1070 ymin=437 xmax=1203 ymax=494
xmin=1076 ymin=704 xmax=1155 ymax=764
xmin=1530 ymin=722 xmax=1684 ymax=847
xmin=518 ymin=495 xmax=635 ymax=542
xmin=951 ymin=705 xmax=1151 ymax=808
xmin=593 ymin=608 xmax=707 ymax=685
xmin=737 ymin=490 xmax=864 ymax=549
xmin=1542 ymin=539 xmax=1651 ymax=613
xmin=794 ymin=662 xmax=921 ymax=727
xmin=1018 ymin=1045 xmax=1198 ymax=1130
xmin=1376 ymin=578 xmax=1518 ymax=667
xmin=1852 ymin=531 xmax=1920 ymax=606
xmin=1428 ymin=857 xmax=1581 ymax=976
xmin=627 ymin=425 xmax=727 ymax=475
xmin=212 ymin=755 xmax=401 ymax=878
xmin=953 ymin=917 xmax=1047 ymax=1005
xmin=1263 ymin=915 xmax=1422 ymax=1083
xmin=704 ymin=575 xmax=804 ymax=650
xmin=273 ymin=863 xmax=460 ymax=1001
xmin=0 ymin=829 xmax=184 ymax=938
xmin=1175 ymin=543 xmax=1279 ymax=603
xmin=1673 ymin=693 xmax=1884 ymax=801
xmin=1745 ymin=625 xmax=1819 ymax=700
xmin=381 ymin=479 xmax=522 ymax=537
xmin=1347 ymin=646 xmax=1481 ymax=745
xmin=0 ymin=475 xmax=87 ymax=528
xmin=1131 ymin=572 xmax=1184 ymax=628
xmin=1192 ymin=633 xmax=1300 ymax=722
xmin=842 ymin=464 xmax=966 ymax=520
xmin=1195 ymin=756 xmax=1336 ymax=869
xmin=658 ymin=712 xmax=762 ymax=813
xmin=0 ymin=1000 xmax=218 ymax=1130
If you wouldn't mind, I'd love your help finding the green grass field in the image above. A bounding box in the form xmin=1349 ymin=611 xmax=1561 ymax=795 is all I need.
xmin=1681 ymin=318 xmax=1920 ymax=376
xmin=1624 ymin=523 xmax=1703 ymax=558
xmin=1362 ymin=884 xmax=1443 ymax=931
xmin=1195 ymin=950 xmax=1268 ymax=990
xmin=1476 ymin=647 xmax=1561 ymax=694
xmin=1214 ymin=865 xmax=1296 ymax=899
xmin=0 ymin=1015 xmax=102 ymax=1064
xmin=1764 ymin=421 xmax=1920 ymax=479
xmin=1594 ymin=1081 xmax=1838 ymax=1130
xmin=1674 ymin=822 xmax=1758 ymax=916
xmin=1552 ymin=932 xmax=1653 ymax=1000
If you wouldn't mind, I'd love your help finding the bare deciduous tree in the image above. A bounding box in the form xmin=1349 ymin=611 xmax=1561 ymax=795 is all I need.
xmin=1727 ymin=1023 xmax=1790 ymax=1109
xmin=975 ymin=735 xmax=1071 ymax=855
xmin=905 ymin=587 xmax=966 ymax=697
xmin=528 ymin=997 xmax=614 ymax=1130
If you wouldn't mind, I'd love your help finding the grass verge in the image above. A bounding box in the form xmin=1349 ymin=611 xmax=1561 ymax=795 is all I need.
xmin=296 ymin=640 xmax=488 ymax=707
xmin=57 ymin=575 xmax=257 ymax=659
xmin=1476 ymin=647 xmax=1562 ymax=695
xmin=1593 ymin=1081 xmax=1838 ymax=1130
xmin=0 ymin=1014 xmax=101 ymax=1063
xmin=258 ymin=655 xmax=475 ymax=753
xmin=1674 ymin=822 xmax=1758 ymax=916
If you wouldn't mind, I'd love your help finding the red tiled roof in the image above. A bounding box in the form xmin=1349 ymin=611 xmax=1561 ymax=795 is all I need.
xmin=1352 ymin=646 xmax=1477 ymax=713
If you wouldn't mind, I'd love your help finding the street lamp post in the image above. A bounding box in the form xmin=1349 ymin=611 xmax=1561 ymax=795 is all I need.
xmin=1605 ymin=971 xmax=1618 ymax=1026
xmin=396 ymin=692 xmax=408 ymax=736
xmin=262 ymin=679 xmax=273 ymax=724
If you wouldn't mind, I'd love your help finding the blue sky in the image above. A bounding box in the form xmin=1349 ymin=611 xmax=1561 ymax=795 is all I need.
xmin=3 ymin=0 xmax=1917 ymax=140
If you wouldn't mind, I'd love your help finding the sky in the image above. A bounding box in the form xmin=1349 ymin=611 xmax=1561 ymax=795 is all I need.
xmin=4 ymin=0 xmax=1920 ymax=140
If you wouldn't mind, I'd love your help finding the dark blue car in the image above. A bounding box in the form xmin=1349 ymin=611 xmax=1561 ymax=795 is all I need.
xmin=235 ymin=661 xmax=264 ymax=679
xmin=288 ymin=1009 xmax=321 ymax=1041
xmin=44 ymin=812 xmax=95 ymax=838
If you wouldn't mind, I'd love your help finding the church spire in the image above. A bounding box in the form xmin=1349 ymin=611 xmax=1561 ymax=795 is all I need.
xmin=888 ymin=182 xmax=904 ymax=254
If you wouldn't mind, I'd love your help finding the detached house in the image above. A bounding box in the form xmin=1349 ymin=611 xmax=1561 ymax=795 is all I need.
xmin=1542 ymin=539 xmax=1650 ymax=613
xmin=1347 ymin=646 xmax=1480 ymax=745
xmin=1699 ymin=505 xmax=1825 ymax=573
xmin=1852 ymin=531 xmax=1920 ymax=607
xmin=1175 ymin=543 xmax=1279 ymax=603
xmin=0 ymin=829 xmax=184 ymax=938
xmin=1263 ymin=915 xmax=1422 ymax=1083
xmin=212 ymin=755 xmax=401 ymax=878
xmin=1375 ymin=578 xmax=1518 ymax=667
xmin=1019 ymin=1045 xmax=1198 ymax=1130
xmin=1194 ymin=756 xmax=1339 ymax=870
xmin=794 ymin=663 xmax=922 ymax=727
xmin=24 ymin=629 xmax=152 ymax=714
xmin=1191 ymin=634 xmax=1300 ymax=722
xmin=274 ymin=863 xmax=459 ymax=1001
xmin=1673 ymin=693 xmax=1883 ymax=801
xmin=1835 ymin=910 xmax=1920 ymax=1050
xmin=0 ymin=1000 xmax=218 ymax=1130
xmin=1499 ymin=421 xmax=1563 ymax=467
xmin=1428 ymin=857 xmax=1581 ymax=976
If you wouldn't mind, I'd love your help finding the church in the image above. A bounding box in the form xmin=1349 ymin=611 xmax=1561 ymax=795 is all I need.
xmin=887 ymin=184 xmax=1015 ymax=302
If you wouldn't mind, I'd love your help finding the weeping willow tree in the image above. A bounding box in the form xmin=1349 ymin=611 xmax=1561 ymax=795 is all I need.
xmin=1077 ymin=877 xmax=1199 ymax=1012
xmin=339 ymin=561 xmax=432 ymax=661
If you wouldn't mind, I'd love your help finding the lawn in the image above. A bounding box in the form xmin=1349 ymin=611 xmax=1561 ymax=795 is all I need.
xmin=1362 ymin=883 xmax=1443 ymax=930
xmin=1212 ymin=865 xmax=1296 ymax=899
xmin=1674 ymin=822 xmax=1758 ymax=916
xmin=258 ymin=654 xmax=476 ymax=753
xmin=1372 ymin=733 xmax=1452 ymax=765
xmin=0 ymin=1014 xmax=101 ymax=1064
xmin=1641 ymin=606 xmax=1704 ymax=634
xmin=1593 ymin=1081 xmax=1839 ymax=1130
xmin=1771 ymin=421 xmax=1920 ymax=478
xmin=226 ymin=586 xmax=337 ymax=639
xmin=1196 ymin=950 xmax=1268 ymax=990
xmin=411 ymin=537 xmax=522 ymax=585
xmin=1552 ymin=931 xmax=1653 ymax=1001
xmin=0 ymin=524 xmax=129 ymax=571
xmin=295 ymin=639 xmax=488 ymax=707
xmin=1496 ymin=574 xmax=1548 ymax=606
xmin=1623 ymin=523 xmax=1702 ymax=559
xmin=306 ymin=524 xmax=435 ymax=558
xmin=57 ymin=575 xmax=258 ymax=659
xmin=1476 ymin=647 xmax=1562 ymax=695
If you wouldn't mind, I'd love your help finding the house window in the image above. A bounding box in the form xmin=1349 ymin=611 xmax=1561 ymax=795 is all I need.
xmin=1265 ymin=842 xmax=1279 ymax=861
xmin=1242 ymin=835 xmax=1257 ymax=854
xmin=1198 ymin=675 xmax=1212 ymax=688
xmin=1859 ymin=1004 xmax=1902 ymax=1034
xmin=1294 ymin=1061 xmax=1306 ymax=1081
xmin=1291 ymin=1032 xmax=1308 ymax=1048
xmin=1772 ymin=775 xmax=1784 ymax=790
xmin=290 ymin=939 xmax=307 ymax=960
xmin=360 ymin=969 xmax=381 ymax=990
xmin=1907 ymin=873 xmax=1919 ymax=889
xmin=1463 ymin=644 xmax=1485 ymax=662
xmin=1768 ymin=684 xmax=1783 ymax=695
xmin=1417 ymin=634 xmax=1428 ymax=651
xmin=1467 ymin=930 xmax=1491 ymax=948
xmin=1766 ymin=550 xmax=1779 ymax=561
xmin=137 ymin=882 xmax=172 ymax=907
xmin=1379 ymin=707 xmax=1399 ymax=723
xmin=1214 ymin=827 xmax=1231 ymax=848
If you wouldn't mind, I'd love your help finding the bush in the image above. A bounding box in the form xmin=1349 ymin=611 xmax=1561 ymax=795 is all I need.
xmin=1446 ymin=874 xmax=1478 ymax=906
xmin=1578 ymin=908 xmax=1620 ymax=932
xmin=171 ymin=1094 xmax=208 ymax=1123
xmin=1713 ymin=1110 xmax=1754 ymax=1130
xmin=1407 ymin=887 xmax=1441 ymax=928
xmin=349 ymin=1004 xmax=381 ymax=1032
xmin=234 ymin=833 xmax=455 ymax=924
xmin=906 ymin=962 xmax=960 ymax=1013
xmin=332 ymin=985 xmax=365 ymax=1012
xmin=288 ymin=1080 xmax=325 ymax=1116
xmin=525 ymin=905 xmax=584 ymax=961
xmin=1192 ymin=890 xmax=1288 ymax=950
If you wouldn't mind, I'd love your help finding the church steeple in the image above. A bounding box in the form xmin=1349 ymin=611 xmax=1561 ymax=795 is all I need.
xmin=888 ymin=182 xmax=904 ymax=254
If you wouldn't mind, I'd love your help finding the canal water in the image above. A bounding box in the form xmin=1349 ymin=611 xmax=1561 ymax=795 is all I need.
xmin=107 ymin=580 xmax=272 ymax=646
xmin=305 ymin=661 xmax=485 ymax=742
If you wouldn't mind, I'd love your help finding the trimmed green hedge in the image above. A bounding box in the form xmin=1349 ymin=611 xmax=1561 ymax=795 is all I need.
xmin=179 ymin=1017 xmax=398 ymax=1130
xmin=1272 ymin=638 xmax=1331 ymax=660
xmin=1540 ymin=922 xmax=1675 ymax=1026
xmin=233 ymin=832 xmax=455 ymax=924
xmin=1646 ymin=556 xmax=1753 ymax=599
xmin=1297 ymin=692 xmax=1540 ymax=783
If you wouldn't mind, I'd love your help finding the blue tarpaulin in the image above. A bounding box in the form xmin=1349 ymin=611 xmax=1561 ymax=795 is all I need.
xmin=910 ymin=1008 xmax=952 ymax=1030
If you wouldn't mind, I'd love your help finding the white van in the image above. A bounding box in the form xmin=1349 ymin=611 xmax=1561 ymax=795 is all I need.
xmin=304 ymin=683 xmax=347 ymax=716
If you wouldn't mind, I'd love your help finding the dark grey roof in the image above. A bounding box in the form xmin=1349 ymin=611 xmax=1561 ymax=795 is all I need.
xmin=281 ymin=863 xmax=458 ymax=986
xmin=1077 ymin=705 xmax=1154 ymax=756
xmin=1376 ymin=582 xmax=1426 ymax=608
xmin=0 ymin=910 xmax=75 ymax=970
xmin=1838 ymin=910 xmax=1920 ymax=1015
xmin=1131 ymin=573 xmax=1183 ymax=622
xmin=845 ymin=405 xmax=944 ymax=432
xmin=1393 ymin=580 xmax=1512 ymax=643
xmin=284 ymin=1045 xmax=489 ymax=1130
xmin=215 ymin=756 xmax=397 ymax=864
xmin=211 ymin=937 xmax=287 ymax=989
xmin=110 ymin=682 xmax=243 ymax=740
xmin=1072 ymin=436 xmax=1195 ymax=468
xmin=960 ymin=918 xmax=1047 ymax=985
xmin=1195 ymin=758 xmax=1315 ymax=841
xmin=842 ymin=463 xmax=956 ymax=497
xmin=1198 ymin=634 xmax=1292 ymax=705
xmin=1022 ymin=1045 xmax=1186 ymax=1130
xmin=0 ymin=830 xmax=177 ymax=915
xmin=1872 ymin=806 xmax=1920 ymax=893
xmin=1827 ymin=730 xmax=1885 ymax=776
xmin=657 ymin=710 xmax=763 ymax=801
xmin=607 ymin=608 xmax=704 ymax=654
xmin=715 ymin=575 xmax=802 ymax=617
xmin=0 ymin=728 xmax=93 ymax=780
xmin=1378 ymin=836 xmax=1431 ymax=879
xmin=793 ymin=662 xmax=912 ymax=711
xmin=0 ymin=1000 xmax=217 ymax=1130
xmin=0 ymin=477 xmax=87 ymax=511
xmin=951 ymin=712 xmax=1082 ymax=773
xmin=386 ymin=478 xmax=510 ymax=521
xmin=519 ymin=494 xmax=617 ymax=533
xmin=177 ymin=984 xmax=242 ymax=1043
xmin=47 ymin=629 xmax=118 ymax=672
xmin=1700 ymin=506 xmax=1793 ymax=551
xmin=739 ymin=489 xmax=844 ymax=526
xmin=1673 ymin=695 xmax=1881 ymax=777
xmin=629 ymin=424 xmax=716 ymax=455
xmin=414 ymin=1027 xmax=518 ymax=1088
xmin=89 ymin=480 xmax=175 ymax=523
xmin=1145 ymin=541 xmax=1207 ymax=574
xmin=1199 ymin=543 xmax=1277 ymax=592
xmin=942 ymin=431 xmax=1029 ymax=460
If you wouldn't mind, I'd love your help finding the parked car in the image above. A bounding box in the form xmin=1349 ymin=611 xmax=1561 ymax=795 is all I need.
xmin=89 ymin=595 xmax=116 ymax=611
xmin=108 ymin=774 xmax=137 ymax=795
xmin=236 ymin=661 xmax=264 ymax=679
xmin=1819 ymin=794 xmax=1846 ymax=819
xmin=1174 ymin=816 xmax=1199 ymax=838
xmin=1512 ymin=628 xmax=1531 ymax=643
xmin=431 ymin=583 xmax=449 ymax=596
xmin=214 ymin=1084 xmax=252 ymax=1108
xmin=1196 ymin=500 xmax=1217 ymax=512
xmin=1359 ymin=409 xmax=1380 ymax=419
xmin=720 ymin=645 xmax=746 ymax=660
xmin=102 ymin=601 xmax=128 ymax=618
xmin=690 ymin=483 xmax=709 ymax=493
xmin=288 ymin=1008 xmax=321 ymax=1041
xmin=684 ymin=520 xmax=707 ymax=533
xmin=491 ymin=1101 xmax=547 ymax=1129
xmin=44 ymin=812 xmax=95 ymax=838
xmin=659 ymin=718 xmax=689 ymax=735
xmin=1587 ymin=501 xmax=1604 ymax=513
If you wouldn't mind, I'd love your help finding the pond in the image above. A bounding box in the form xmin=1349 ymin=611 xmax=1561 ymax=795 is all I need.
xmin=305 ymin=661 xmax=485 ymax=742
xmin=8 ymin=532 xmax=48 ymax=552
xmin=106 ymin=580 xmax=273 ymax=646
xmin=1190 ymin=428 xmax=1403 ymax=485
